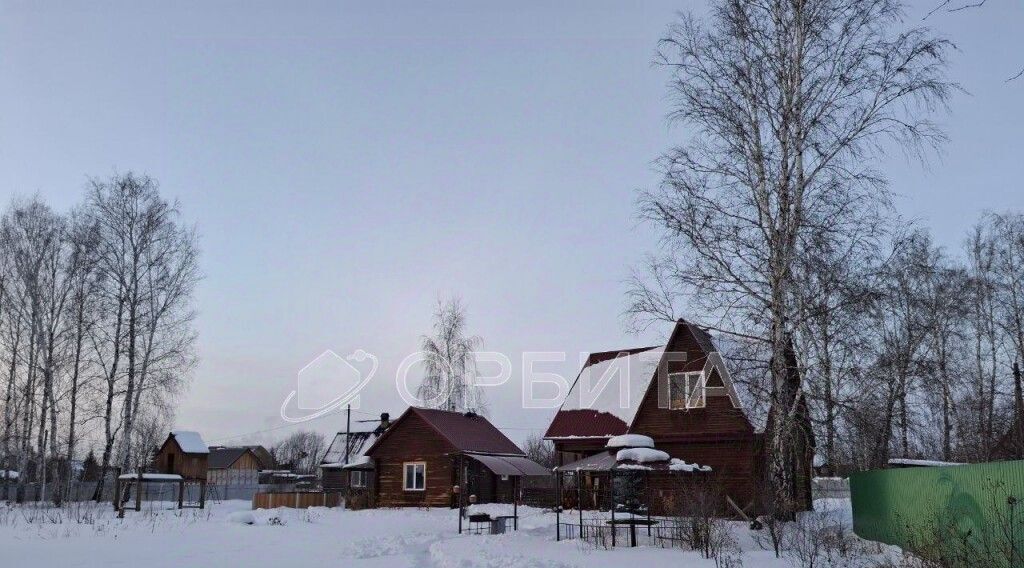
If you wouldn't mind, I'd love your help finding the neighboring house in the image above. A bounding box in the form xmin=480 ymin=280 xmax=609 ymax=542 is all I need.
xmin=544 ymin=319 xmax=768 ymax=512
xmin=362 ymin=407 xmax=548 ymax=508
xmin=207 ymin=446 xmax=267 ymax=486
xmin=246 ymin=445 xmax=276 ymax=470
xmin=152 ymin=430 xmax=210 ymax=480
xmin=320 ymin=412 xmax=391 ymax=493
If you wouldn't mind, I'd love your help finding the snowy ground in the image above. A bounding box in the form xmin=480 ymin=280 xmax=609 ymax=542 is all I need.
xmin=0 ymin=498 xmax=893 ymax=567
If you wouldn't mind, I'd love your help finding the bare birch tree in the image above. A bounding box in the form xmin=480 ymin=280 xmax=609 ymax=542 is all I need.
xmin=417 ymin=296 xmax=485 ymax=413
xmin=85 ymin=172 xmax=199 ymax=497
xmin=629 ymin=0 xmax=954 ymax=509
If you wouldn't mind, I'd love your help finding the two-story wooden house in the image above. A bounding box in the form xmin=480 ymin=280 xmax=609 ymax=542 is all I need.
xmin=544 ymin=319 xmax=764 ymax=511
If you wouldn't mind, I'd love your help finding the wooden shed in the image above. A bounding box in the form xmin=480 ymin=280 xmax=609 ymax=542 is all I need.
xmin=152 ymin=430 xmax=210 ymax=481
xmin=207 ymin=446 xmax=267 ymax=486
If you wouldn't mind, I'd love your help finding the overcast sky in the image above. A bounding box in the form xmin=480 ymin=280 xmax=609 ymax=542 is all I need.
xmin=2 ymin=1 xmax=1021 ymax=448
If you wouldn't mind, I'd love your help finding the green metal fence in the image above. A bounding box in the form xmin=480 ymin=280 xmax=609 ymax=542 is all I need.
xmin=850 ymin=460 xmax=1024 ymax=566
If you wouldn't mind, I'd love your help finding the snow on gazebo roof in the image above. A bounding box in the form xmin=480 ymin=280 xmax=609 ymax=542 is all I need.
xmin=554 ymin=449 xmax=712 ymax=473
xmin=118 ymin=473 xmax=184 ymax=481
xmin=615 ymin=447 xmax=669 ymax=463
xmin=606 ymin=434 xmax=655 ymax=449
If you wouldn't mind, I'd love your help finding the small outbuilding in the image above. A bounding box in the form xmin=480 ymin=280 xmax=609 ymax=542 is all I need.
xmin=320 ymin=412 xmax=391 ymax=495
xmin=208 ymin=446 xmax=267 ymax=486
xmin=363 ymin=407 xmax=549 ymax=508
xmin=152 ymin=430 xmax=210 ymax=480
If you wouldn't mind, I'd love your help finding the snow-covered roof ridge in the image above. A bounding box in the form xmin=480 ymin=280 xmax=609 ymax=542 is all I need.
xmin=171 ymin=430 xmax=209 ymax=454
xmin=606 ymin=434 xmax=654 ymax=449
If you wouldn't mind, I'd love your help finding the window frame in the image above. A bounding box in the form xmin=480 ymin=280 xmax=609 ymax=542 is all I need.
xmin=350 ymin=470 xmax=368 ymax=488
xmin=403 ymin=462 xmax=426 ymax=491
xmin=669 ymin=371 xmax=706 ymax=410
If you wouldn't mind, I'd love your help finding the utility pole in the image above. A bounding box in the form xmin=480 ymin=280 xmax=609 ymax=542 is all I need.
xmin=343 ymin=404 xmax=352 ymax=464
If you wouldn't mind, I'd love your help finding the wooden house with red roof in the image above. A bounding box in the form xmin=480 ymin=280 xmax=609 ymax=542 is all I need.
xmin=544 ymin=319 xmax=766 ymax=511
xmin=363 ymin=407 xmax=549 ymax=508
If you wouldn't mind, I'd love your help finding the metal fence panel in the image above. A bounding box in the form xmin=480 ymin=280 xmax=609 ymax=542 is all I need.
xmin=850 ymin=460 xmax=1024 ymax=559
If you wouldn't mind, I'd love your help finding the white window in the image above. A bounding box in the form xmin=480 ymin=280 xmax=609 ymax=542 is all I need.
xmin=403 ymin=462 xmax=426 ymax=491
xmin=350 ymin=470 xmax=367 ymax=488
xmin=669 ymin=372 xmax=706 ymax=409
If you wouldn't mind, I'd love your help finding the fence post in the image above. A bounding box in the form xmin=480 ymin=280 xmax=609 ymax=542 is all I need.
xmin=610 ymin=471 xmax=616 ymax=548
xmin=555 ymin=471 xmax=561 ymax=542
xmin=135 ymin=472 xmax=142 ymax=512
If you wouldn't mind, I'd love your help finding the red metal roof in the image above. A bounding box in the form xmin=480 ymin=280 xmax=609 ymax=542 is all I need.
xmin=366 ymin=407 xmax=525 ymax=456
xmin=544 ymin=409 xmax=630 ymax=439
xmin=411 ymin=408 xmax=525 ymax=455
xmin=544 ymin=319 xmax=721 ymax=440
xmin=542 ymin=346 xmax=661 ymax=440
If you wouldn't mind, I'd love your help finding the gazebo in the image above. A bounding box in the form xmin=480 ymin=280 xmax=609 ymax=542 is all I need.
xmin=553 ymin=434 xmax=712 ymax=547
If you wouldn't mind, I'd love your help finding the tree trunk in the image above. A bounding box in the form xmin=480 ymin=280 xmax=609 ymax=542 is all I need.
xmin=65 ymin=298 xmax=85 ymax=502
xmin=93 ymin=296 xmax=124 ymax=502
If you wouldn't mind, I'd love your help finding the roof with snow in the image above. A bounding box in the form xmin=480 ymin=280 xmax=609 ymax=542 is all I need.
xmin=544 ymin=346 xmax=664 ymax=439
xmin=544 ymin=320 xmax=743 ymax=440
xmin=606 ymin=434 xmax=654 ymax=449
xmin=169 ymin=430 xmax=209 ymax=454
xmin=554 ymin=450 xmax=711 ymax=473
xmin=616 ymin=447 xmax=670 ymax=463
xmin=322 ymin=430 xmax=378 ymax=465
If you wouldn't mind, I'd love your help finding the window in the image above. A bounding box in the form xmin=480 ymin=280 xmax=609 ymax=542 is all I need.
xmin=669 ymin=372 xmax=706 ymax=409
xmin=403 ymin=462 xmax=426 ymax=491
xmin=350 ymin=470 xmax=367 ymax=488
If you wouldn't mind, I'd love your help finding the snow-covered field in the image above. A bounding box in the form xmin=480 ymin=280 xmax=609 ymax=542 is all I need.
xmin=0 ymin=498 xmax=893 ymax=567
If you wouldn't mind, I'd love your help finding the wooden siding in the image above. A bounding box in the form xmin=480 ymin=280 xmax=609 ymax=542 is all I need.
xmin=628 ymin=324 xmax=758 ymax=508
xmin=553 ymin=438 xmax=608 ymax=467
xmin=153 ymin=438 xmax=208 ymax=481
xmin=553 ymin=321 xmax=760 ymax=511
xmin=227 ymin=451 xmax=261 ymax=471
xmin=209 ymin=452 xmax=261 ymax=486
xmin=370 ymin=411 xmax=457 ymax=507
xmin=252 ymin=492 xmax=342 ymax=509
xmin=322 ymin=468 xmax=376 ymax=495
xmin=657 ymin=439 xmax=757 ymax=508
